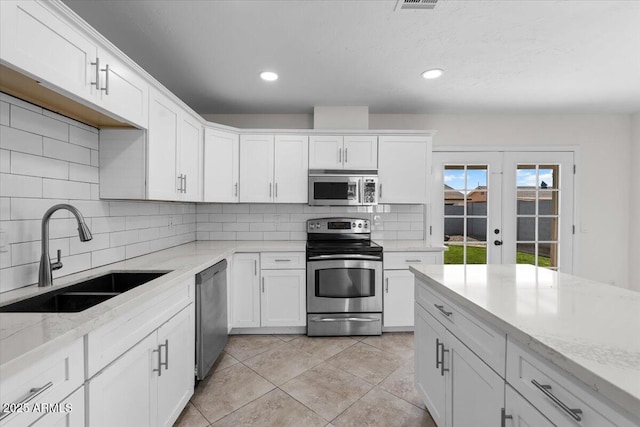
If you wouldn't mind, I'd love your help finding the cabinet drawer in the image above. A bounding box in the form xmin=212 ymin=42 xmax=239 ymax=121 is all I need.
xmin=260 ymin=252 xmax=305 ymax=269
xmin=506 ymin=337 xmax=637 ymax=427
xmin=415 ymin=278 xmax=506 ymax=377
xmin=0 ymin=338 xmax=83 ymax=426
xmin=384 ymin=252 xmax=440 ymax=270
xmin=30 ymin=385 xmax=85 ymax=427
xmin=87 ymin=277 xmax=194 ymax=377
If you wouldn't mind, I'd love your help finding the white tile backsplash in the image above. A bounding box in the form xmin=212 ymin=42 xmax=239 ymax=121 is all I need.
xmin=0 ymin=94 xmax=196 ymax=293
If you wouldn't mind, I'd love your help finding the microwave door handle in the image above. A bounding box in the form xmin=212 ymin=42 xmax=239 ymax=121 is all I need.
xmin=357 ymin=179 xmax=362 ymax=204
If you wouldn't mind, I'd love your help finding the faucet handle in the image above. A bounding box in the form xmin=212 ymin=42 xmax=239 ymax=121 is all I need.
xmin=52 ymin=249 xmax=63 ymax=270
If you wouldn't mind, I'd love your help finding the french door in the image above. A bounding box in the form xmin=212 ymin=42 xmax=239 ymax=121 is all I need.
xmin=432 ymin=150 xmax=575 ymax=273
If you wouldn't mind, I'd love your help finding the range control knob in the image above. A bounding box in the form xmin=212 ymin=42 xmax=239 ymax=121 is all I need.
xmin=358 ymin=223 xmax=362 ymax=228
xmin=364 ymin=223 xmax=368 ymax=228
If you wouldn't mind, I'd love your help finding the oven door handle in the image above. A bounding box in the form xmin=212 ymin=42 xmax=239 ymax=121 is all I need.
xmin=307 ymin=254 xmax=381 ymax=261
xmin=311 ymin=317 xmax=380 ymax=322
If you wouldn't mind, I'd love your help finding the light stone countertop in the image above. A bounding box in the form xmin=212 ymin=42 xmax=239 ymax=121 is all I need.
xmin=410 ymin=264 xmax=640 ymax=421
xmin=375 ymin=240 xmax=447 ymax=252
xmin=0 ymin=240 xmax=304 ymax=376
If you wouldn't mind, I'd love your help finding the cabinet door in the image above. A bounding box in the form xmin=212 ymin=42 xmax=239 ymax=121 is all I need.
xmin=261 ymin=269 xmax=306 ymax=327
xmin=309 ymin=135 xmax=343 ymax=169
xmin=0 ymin=1 xmax=97 ymax=103
xmin=274 ymin=135 xmax=308 ymax=203
xmin=157 ymin=305 xmax=195 ymax=427
xmin=147 ymin=89 xmax=178 ymax=200
xmin=88 ymin=333 xmax=157 ymax=427
xmin=449 ymin=332 xmax=503 ymax=427
xmin=204 ymin=128 xmax=239 ymax=202
xmin=504 ymin=385 xmax=554 ymax=427
xmin=415 ymin=303 xmax=448 ymax=427
xmin=96 ymin=49 xmax=149 ymax=128
xmin=231 ymin=254 xmax=260 ymax=328
xmin=378 ymin=136 xmax=431 ymax=203
xmin=178 ymin=113 xmax=203 ymax=202
xmin=239 ymin=135 xmax=274 ymax=202
xmin=30 ymin=386 xmax=85 ymax=427
xmin=343 ymin=135 xmax=378 ymax=169
xmin=383 ymin=270 xmax=415 ymax=328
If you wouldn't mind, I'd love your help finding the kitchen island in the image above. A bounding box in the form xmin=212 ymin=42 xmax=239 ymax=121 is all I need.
xmin=411 ymin=264 xmax=640 ymax=426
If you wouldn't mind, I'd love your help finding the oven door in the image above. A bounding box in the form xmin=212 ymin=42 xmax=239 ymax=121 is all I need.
xmin=308 ymin=176 xmax=361 ymax=206
xmin=307 ymin=258 xmax=382 ymax=313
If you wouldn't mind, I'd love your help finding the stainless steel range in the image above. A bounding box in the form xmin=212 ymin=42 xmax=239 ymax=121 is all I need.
xmin=306 ymin=218 xmax=383 ymax=336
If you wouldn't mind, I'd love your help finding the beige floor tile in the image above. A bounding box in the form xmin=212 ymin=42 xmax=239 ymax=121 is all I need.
xmin=214 ymin=351 xmax=239 ymax=372
xmin=173 ymin=402 xmax=209 ymax=427
xmin=243 ymin=343 xmax=324 ymax=385
xmin=362 ymin=332 xmax=415 ymax=360
xmin=281 ymin=362 xmax=373 ymax=422
xmin=275 ymin=334 xmax=304 ymax=342
xmin=288 ymin=335 xmax=358 ymax=360
xmin=326 ymin=342 xmax=405 ymax=384
xmin=332 ymin=388 xmax=436 ymax=427
xmin=211 ymin=389 xmax=327 ymax=427
xmin=223 ymin=334 xmax=283 ymax=361
xmin=191 ymin=363 xmax=275 ymax=423
xmin=378 ymin=357 xmax=424 ymax=408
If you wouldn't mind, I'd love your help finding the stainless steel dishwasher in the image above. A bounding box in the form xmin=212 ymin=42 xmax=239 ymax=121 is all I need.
xmin=195 ymin=259 xmax=228 ymax=381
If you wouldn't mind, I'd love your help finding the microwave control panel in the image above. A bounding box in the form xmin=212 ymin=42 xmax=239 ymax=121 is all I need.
xmin=363 ymin=178 xmax=377 ymax=204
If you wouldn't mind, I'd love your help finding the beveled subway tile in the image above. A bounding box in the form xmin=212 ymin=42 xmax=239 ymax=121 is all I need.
xmin=211 ymin=389 xmax=326 ymax=427
xmin=326 ymin=342 xmax=404 ymax=385
xmin=288 ymin=335 xmax=358 ymax=360
xmin=378 ymin=357 xmax=424 ymax=408
xmin=243 ymin=343 xmax=323 ymax=385
xmin=223 ymin=334 xmax=284 ymax=361
xmin=362 ymin=332 xmax=415 ymax=360
xmin=191 ymin=363 xmax=275 ymax=423
xmin=174 ymin=402 xmax=209 ymax=427
xmin=332 ymin=387 xmax=436 ymax=427
xmin=281 ymin=362 xmax=373 ymax=422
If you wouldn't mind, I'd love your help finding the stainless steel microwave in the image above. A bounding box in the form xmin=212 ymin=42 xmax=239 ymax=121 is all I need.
xmin=308 ymin=170 xmax=378 ymax=206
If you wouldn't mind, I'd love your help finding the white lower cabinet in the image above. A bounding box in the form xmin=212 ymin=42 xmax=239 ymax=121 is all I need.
xmin=231 ymin=252 xmax=306 ymax=329
xmin=504 ymin=385 xmax=554 ymax=427
xmin=87 ymin=304 xmax=194 ymax=427
xmin=30 ymin=386 xmax=85 ymax=427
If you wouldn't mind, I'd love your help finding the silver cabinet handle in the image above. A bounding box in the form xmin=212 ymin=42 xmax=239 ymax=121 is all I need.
xmin=405 ymin=259 xmax=422 ymax=263
xmin=311 ymin=317 xmax=379 ymax=322
xmin=254 ymin=260 xmax=257 ymax=276
xmin=434 ymin=304 xmax=452 ymax=317
xmin=163 ymin=339 xmax=169 ymax=371
xmin=91 ymin=57 xmax=100 ymax=90
xmin=338 ymin=148 xmax=342 ymax=163
xmin=177 ymin=174 xmax=183 ymax=192
xmin=531 ymin=379 xmax=583 ymax=422
xmin=234 ymin=182 xmax=238 ymax=197
xmin=261 ymin=277 xmax=265 ymax=293
xmin=501 ymin=408 xmax=513 ymax=427
xmin=440 ymin=342 xmax=449 ymax=376
xmin=100 ymin=63 xmax=110 ymax=95
xmin=274 ymin=259 xmax=291 ymax=262
xmin=345 ymin=147 xmax=348 ymax=163
xmin=435 ymin=338 xmax=442 ymax=369
xmin=153 ymin=339 xmax=169 ymax=376
xmin=269 ymin=183 xmax=272 ymax=197
xmin=379 ymin=183 xmax=382 ymax=199
xmin=183 ymin=175 xmax=187 ymax=193
xmin=385 ymin=278 xmax=389 ymax=293
xmin=275 ymin=182 xmax=278 ymax=198
xmin=357 ymin=179 xmax=361 ymax=204
xmin=153 ymin=345 xmax=162 ymax=376
xmin=0 ymin=381 xmax=54 ymax=421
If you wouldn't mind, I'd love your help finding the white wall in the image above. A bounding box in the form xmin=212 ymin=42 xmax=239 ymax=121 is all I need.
xmin=0 ymin=93 xmax=196 ymax=293
xmin=207 ymin=112 xmax=634 ymax=289
xmin=630 ymin=113 xmax=640 ymax=291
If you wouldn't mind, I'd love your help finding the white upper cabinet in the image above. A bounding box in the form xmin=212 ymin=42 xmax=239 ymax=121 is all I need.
xmin=309 ymin=135 xmax=377 ymax=170
xmin=147 ymin=89 xmax=179 ymax=200
xmin=378 ymin=136 xmax=431 ymax=203
xmin=239 ymin=134 xmax=275 ymax=203
xmin=240 ymin=134 xmax=308 ymax=203
xmin=178 ymin=114 xmax=203 ymax=202
xmin=0 ymin=1 xmax=148 ymax=128
xmin=203 ymin=128 xmax=239 ymax=202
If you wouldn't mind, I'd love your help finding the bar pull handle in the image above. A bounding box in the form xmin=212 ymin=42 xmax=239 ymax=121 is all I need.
xmin=435 ymin=338 xmax=442 ymax=369
xmin=234 ymin=182 xmax=238 ymax=197
xmin=262 ymin=277 xmax=265 ymax=293
xmin=275 ymin=182 xmax=278 ymax=198
xmin=440 ymin=344 xmax=449 ymax=376
xmin=531 ymin=379 xmax=583 ymax=422
xmin=274 ymin=259 xmax=291 ymax=262
xmin=162 ymin=339 xmax=169 ymax=371
xmin=338 ymin=148 xmax=342 ymax=163
xmin=501 ymin=408 xmax=513 ymax=427
xmin=177 ymin=174 xmax=183 ymax=192
xmin=405 ymin=259 xmax=422 ymax=263
xmin=153 ymin=346 xmax=162 ymax=376
xmin=345 ymin=147 xmax=348 ymax=163
xmin=254 ymin=260 xmax=257 ymax=276
xmin=434 ymin=304 xmax=452 ymax=317
xmin=91 ymin=57 xmax=100 ymax=90
xmin=269 ymin=183 xmax=272 ymax=197
xmin=385 ymin=278 xmax=389 ymax=293
xmin=100 ymin=63 xmax=110 ymax=95
xmin=183 ymin=174 xmax=187 ymax=193
xmin=379 ymin=183 xmax=382 ymax=199
xmin=312 ymin=317 xmax=379 ymax=322
xmin=0 ymin=382 xmax=54 ymax=421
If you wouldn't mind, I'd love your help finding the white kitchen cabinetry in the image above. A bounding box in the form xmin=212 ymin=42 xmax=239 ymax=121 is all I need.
xmin=100 ymin=89 xmax=202 ymax=201
xmin=504 ymin=385 xmax=554 ymax=427
xmin=232 ymin=252 xmax=306 ymax=329
xmin=0 ymin=338 xmax=84 ymax=427
xmin=239 ymin=134 xmax=308 ymax=203
xmin=231 ymin=253 xmax=261 ymax=328
xmin=0 ymin=1 xmax=148 ymax=128
xmin=309 ymin=135 xmax=377 ymax=169
xmin=383 ymin=252 xmax=442 ymax=329
xmin=203 ymin=128 xmax=239 ymax=202
xmin=29 ymin=386 xmax=85 ymax=427
xmin=88 ymin=304 xmax=194 ymax=427
xmin=378 ymin=136 xmax=431 ymax=203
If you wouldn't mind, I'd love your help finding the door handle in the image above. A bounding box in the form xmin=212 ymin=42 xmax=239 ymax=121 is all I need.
xmin=494 ymin=240 xmax=503 ymax=246
xmin=501 ymin=408 xmax=513 ymax=427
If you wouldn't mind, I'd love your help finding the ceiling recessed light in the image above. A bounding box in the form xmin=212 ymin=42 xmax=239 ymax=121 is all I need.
xmin=260 ymin=71 xmax=278 ymax=82
xmin=421 ymin=68 xmax=443 ymax=79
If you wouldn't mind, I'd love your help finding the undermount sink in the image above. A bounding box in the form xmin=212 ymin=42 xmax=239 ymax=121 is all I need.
xmin=0 ymin=272 xmax=169 ymax=313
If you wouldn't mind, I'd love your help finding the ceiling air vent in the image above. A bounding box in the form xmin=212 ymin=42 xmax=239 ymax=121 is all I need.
xmin=395 ymin=0 xmax=439 ymax=10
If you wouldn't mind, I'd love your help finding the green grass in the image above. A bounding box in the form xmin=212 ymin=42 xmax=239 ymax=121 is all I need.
xmin=444 ymin=244 xmax=551 ymax=267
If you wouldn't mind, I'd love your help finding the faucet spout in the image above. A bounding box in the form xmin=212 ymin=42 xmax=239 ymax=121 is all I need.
xmin=39 ymin=204 xmax=93 ymax=287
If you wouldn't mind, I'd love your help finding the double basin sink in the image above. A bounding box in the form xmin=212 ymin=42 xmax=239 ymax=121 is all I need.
xmin=0 ymin=272 xmax=169 ymax=313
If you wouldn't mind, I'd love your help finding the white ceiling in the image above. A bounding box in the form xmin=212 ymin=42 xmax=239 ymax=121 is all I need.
xmin=62 ymin=0 xmax=640 ymax=115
